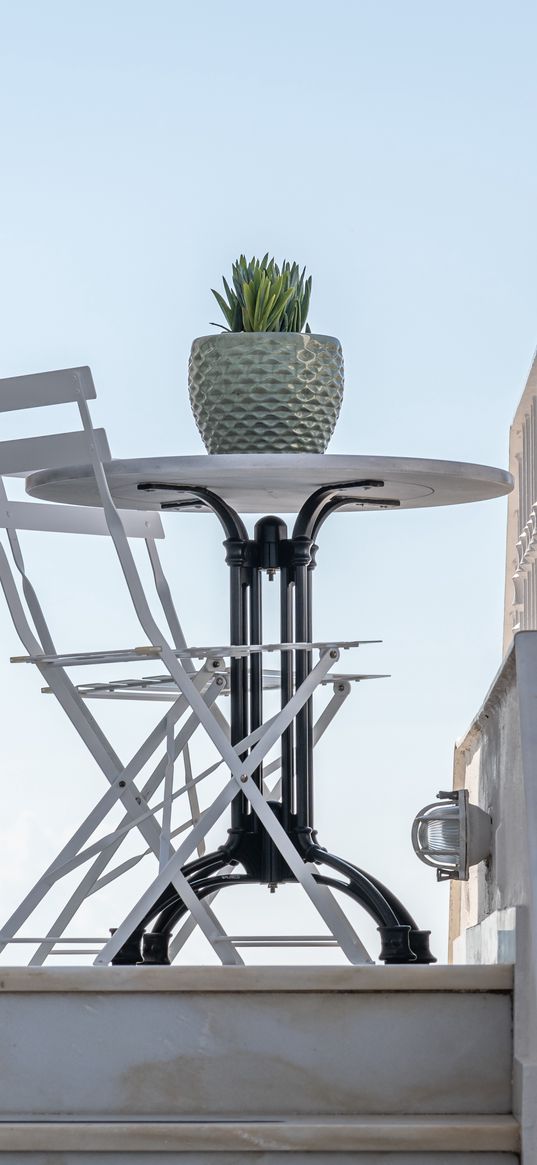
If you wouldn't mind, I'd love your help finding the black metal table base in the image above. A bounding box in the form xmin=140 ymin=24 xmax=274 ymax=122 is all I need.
xmin=111 ymin=479 xmax=436 ymax=967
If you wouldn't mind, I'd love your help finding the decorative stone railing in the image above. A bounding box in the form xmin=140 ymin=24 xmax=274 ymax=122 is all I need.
xmin=504 ymin=350 xmax=537 ymax=655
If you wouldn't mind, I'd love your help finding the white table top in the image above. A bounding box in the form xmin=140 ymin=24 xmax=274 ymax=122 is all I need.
xmin=26 ymin=454 xmax=513 ymax=515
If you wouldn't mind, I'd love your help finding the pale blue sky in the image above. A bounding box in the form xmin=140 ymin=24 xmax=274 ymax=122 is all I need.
xmin=0 ymin=1 xmax=535 ymax=964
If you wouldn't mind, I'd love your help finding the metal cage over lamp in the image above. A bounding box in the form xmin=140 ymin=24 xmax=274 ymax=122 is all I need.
xmin=411 ymin=789 xmax=492 ymax=881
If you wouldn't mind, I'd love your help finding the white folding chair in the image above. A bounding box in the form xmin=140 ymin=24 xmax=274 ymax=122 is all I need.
xmin=0 ymin=367 xmax=372 ymax=966
xmin=0 ymin=368 xmax=241 ymax=963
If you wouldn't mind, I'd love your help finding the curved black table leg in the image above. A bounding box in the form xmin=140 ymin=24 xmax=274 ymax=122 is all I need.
xmin=139 ymin=850 xmax=426 ymax=965
xmin=305 ymin=843 xmax=436 ymax=963
xmin=111 ymin=848 xmax=231 ymax=965
xmin=140 ymin=860 xmax=434 ymax=966
xmin=141 ymin=873 xmax=259 ymax=964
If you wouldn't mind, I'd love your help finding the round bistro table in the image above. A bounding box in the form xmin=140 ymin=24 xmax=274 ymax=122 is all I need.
xmin=26 ymin=454 xmax=512 ymax=965
xmin=26 ymin=452 xmax=512 ymax=513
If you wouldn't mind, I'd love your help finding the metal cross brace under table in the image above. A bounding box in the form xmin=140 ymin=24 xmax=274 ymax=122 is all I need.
xmin=0 ymin=368 xmax=513 ymax=967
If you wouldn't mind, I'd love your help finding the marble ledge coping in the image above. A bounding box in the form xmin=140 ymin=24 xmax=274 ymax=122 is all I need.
xmin=0 ymin=964 xmax=513 ymax=993
xmin=0 ymin=1116 xmax=520 ymax=1152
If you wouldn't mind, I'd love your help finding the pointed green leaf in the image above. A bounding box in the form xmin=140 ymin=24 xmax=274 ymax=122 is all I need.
xmin=211 ymin=289 xmax=234 ymax=328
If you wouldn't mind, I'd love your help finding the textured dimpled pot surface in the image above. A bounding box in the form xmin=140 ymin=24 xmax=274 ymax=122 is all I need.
xmin=188 ymin=332 xmax=344 ymax=453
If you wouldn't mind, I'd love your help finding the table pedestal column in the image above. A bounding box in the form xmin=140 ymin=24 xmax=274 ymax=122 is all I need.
xmin=116 ymin=480 xmax=436 ymax=966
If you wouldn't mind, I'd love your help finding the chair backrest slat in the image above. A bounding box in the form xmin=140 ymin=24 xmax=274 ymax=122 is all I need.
xmin=0 ymin=366 xmax=95 ymax=413
xmin=0 ymin=499 xmax=163 ymax=539
xmin=0 ymin=430 xmax=111 ymax=476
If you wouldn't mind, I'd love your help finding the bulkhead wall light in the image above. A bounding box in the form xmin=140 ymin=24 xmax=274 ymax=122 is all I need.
xmin=411 ymin=789 xmax=492 ymax=881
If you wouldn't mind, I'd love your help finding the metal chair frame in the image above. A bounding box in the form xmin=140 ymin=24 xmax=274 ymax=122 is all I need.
xmin=0 ymin=366 xmax=435 ymax=967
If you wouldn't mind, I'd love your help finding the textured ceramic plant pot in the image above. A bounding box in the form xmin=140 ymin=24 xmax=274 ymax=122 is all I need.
xmin=188 ymin=332 xmax=344 ymax=453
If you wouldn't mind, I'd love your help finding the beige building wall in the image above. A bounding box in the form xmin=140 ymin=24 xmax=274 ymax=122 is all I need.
xmin=504 ymin=351 xmax=537 ymax=654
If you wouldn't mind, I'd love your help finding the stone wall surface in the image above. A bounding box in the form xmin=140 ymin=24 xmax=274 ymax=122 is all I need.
xmin=0 ymin=975 xmax=512 ymax=1119
xmin=0 ymin=967 xmax=516 ymax=1158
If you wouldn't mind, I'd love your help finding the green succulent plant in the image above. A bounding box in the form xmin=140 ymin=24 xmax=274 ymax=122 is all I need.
xmin=211 ymin=254 xmax=312 ymax=333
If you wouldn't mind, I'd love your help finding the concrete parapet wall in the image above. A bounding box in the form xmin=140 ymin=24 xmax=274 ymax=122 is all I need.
xmin=0 ymin=1156 xmax=522 ymax=1165
xmin=0 ymin=966 xmax=512 ymax=1121
xmin=0 ymin=1154 xmax=522 ymax=1165
xmin=0 ymin=966 xmax=517 ymax=1159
